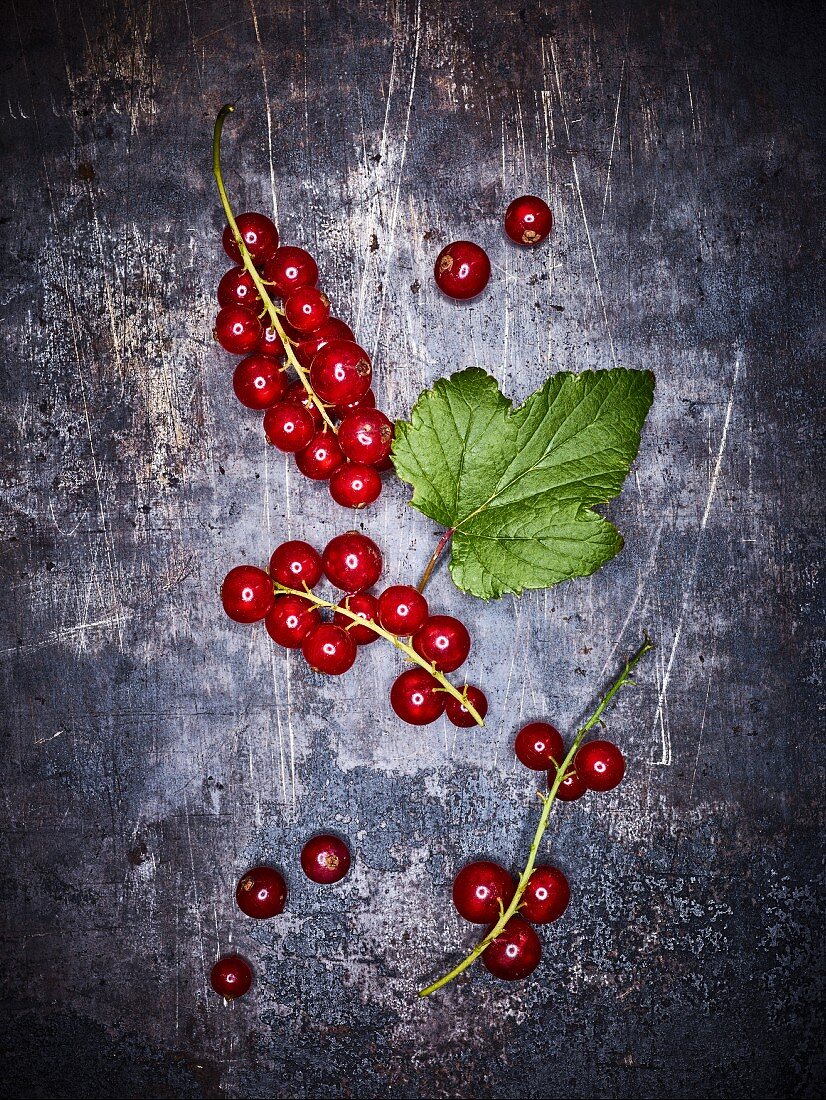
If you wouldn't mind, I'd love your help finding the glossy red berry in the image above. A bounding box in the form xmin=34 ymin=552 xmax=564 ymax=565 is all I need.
xmin=376 ymin=585 xmax=428 ymax=636
xmin=452 ymin=860 xmax=515 ymax=923
xmin=302 ymin=622 xmax=358 ymax=675
xmin=521 ymin=865 xmax=570 ymax=924
xmin=554 ymin=768 xmax=587 ymax=801
xmin=514 ymin=721 xmax=564 ymax=770
xmin=300 ymin=834 xmax=351 ymax=884
xmin=482 ymin=917 xmax=541 ymax=981
xmin=221 ymin=565 xmax=274 ymax=623
xmin=285 ymin=286 xmax=331 ymax=334
xmin=235 ymin=865 xmax=287 ymax=919
xmin=338 ymin=409 xmax=394 ymax=466
xmin=214 ymin=305 xmax=262 ymax=354
xmin=222 ymin=212 xmax=279 ymax=266
xmin=265 ymin=595 xmax=320 ymax=648
xmin=390 ymin=667 xmax=445 ymax=725
xmin=294 ymin=318 xmax=356 ymax=369
xmin=232 ymin=354 xmax=287 ymax=410
xmin=333 ymin=592 xmax=380 ymax=645
xmin=445 ymin=685 xmax=488 ymax=727
xmin=296 ymin=430 xmax=344 ymax=481
xmin=218 ymin=266 xmax=262 ymax=309
xmin=255 ymin=324 xmax=286 ymax=358
xmin=329 ymin=463 xmax=382 ymax=508
xmin=504 ymin=195 xmax=553 ymax=246
xmin=434 ymin=240 xmax=491 ymax=300
xmin=268 ymin=540 xmax=323 ymax=588
xmin=322 ymin=532 xmax=382 ymax=592
xmin=310 ymin=340 xmax=372 ymax=405
xmin=412 ymin=615 xmax=471 ymax=673
xmin=284 ymin=382 xmax=324 ymax=427
xmin=263 ymin=246 xmax=318 ymax=298
xmin=574 ymin=739 xmax=625 ymax=792
xmin=332 ymin=389 xmax=376 ymax=419
xmin=210 ymin=954 xmax=253 ymax=1000
xmin=263 ymin=402 xmax=316 ymax=452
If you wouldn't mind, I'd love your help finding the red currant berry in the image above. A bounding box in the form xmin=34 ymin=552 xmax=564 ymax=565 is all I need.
xmin=218 ymin=266 xmax=262 ymax=309
xmin=296 ymin=430 xmax=344 ymax=481
xmin=376 ymin=585 xmax=428 ymax=636
xmin=333 ymin=592 xmax=380 ymax=645
xmin=232 ymin=354 xmax=287 ymax=410
xmin=574 ymin=740 xmax=625 ymax=792
xmin=412 ymin=615 xmax=471 ymax=673
xmin=265 ymin=595 xmax=320 ymax=648
xmin=390 ymin=667 xmax=446 ymax=725
xmin=263 ymin=246 xmax=318 ymax=297
xmin=210 ymin=954 xmax=253 ymax=1000
xmin=301 ymin=622 xmax=358 ymax=675
xmin=222 ymin=212 xmax=279 ymax=266
xmin=294 ymin=318 xmax=356 ymax=369
xmin=214 ymin=304 xmax=262 ymax=354
xmin=285 ymin=286 xmax=331 ymax=334
xmin=235 ymin=865 xmax=287 ymax=919
xmin=332 ymin=389 xmax=376 ymax=419
xmin=445 ymin=685 xmax=488 ymax=727
xmin=434 ymin=241 xmax=491 ymax=300
xmin=482 ymin=917 xmax=541 ymax=981
xmin=514 ymin=721 xmax=564 ymax=770
xmin=284 ymin=382 xmax=324 ymax=427
xmin=263 ymin=402 xmax=316 ymax=452
xmin=554 ymin=768 xmax=587 ymax=801
xmin=255 ymin=325 xmax=286 ymax=358
xmin=521 ymin=865 xmax=570 ymax=924
xmin=310 ymin=340 xmax=372 ymax=405
xmin=322 ymin=532 xmax=383 ymax=592
xmin=504 ymin=195 xmax=553 ymax=246
xmin=452 ymin=860 xmax=515 ymax=923
xmin=300 ymin=834 xmax=351 ymax=884
xmin=329 ymin=463 xmax=382 ymax=508
xmin=221 ymin=565 xmax=274 ymax=623
xmin=268 ymin=540 xmax=323 ymax=588
xmin=338 ymin=409 xmax=393 ymax=466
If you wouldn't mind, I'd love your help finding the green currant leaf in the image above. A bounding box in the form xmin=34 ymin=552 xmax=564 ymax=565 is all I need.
xmin=392 ymin=367 xmax=655 ymax=599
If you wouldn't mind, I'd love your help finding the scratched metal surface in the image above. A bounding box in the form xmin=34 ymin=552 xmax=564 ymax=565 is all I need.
xmin=1 ymin=1 xmax=823 ymax=1097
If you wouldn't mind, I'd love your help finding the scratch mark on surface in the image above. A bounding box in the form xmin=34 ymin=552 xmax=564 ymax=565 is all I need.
xmin=249 ymin=0 xmax=279 ymax=222
xmin=601 ymin=59 xmax=625 ymax=223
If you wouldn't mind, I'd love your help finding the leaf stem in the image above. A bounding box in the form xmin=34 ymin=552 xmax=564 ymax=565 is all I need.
xmin=418 ymin=632 xmax=654 ymax=997
xmin=417 ymin=528 xmax=455 ymax=594
xmin=212 ymin=105 xmax=337 ymax=433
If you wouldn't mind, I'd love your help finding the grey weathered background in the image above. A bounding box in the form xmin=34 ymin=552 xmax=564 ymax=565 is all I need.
xmin=1 ymin=1 xmax=823 ymax=1097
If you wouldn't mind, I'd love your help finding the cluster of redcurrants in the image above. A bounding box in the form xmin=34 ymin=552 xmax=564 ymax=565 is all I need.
xmin=514 ymin=719 xmax=626 ymax=801
xmin=220 ymin=531 xmax=487 ymax=727
xmin=214 ymin=212 xmax=394 ymax=509
xmin=211 ymin=834 xmax=351 ymax=1001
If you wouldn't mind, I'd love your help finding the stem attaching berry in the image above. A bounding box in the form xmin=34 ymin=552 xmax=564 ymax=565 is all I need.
xmin=504 ymin=195 xmax=553 ymax=246
xmin=574 ymin=739 xmax=625 ymax=791
xmin=445 ymin=685 xmax=488 ymax=727
xmin=233 ymin=354 xmax=288 ymax=410
xmin=481 ymin=917 xmax=541 ymax=981
xmin=263 ymin=402 xmax=317 ymax=452
xmin=222 ymin=212 xmax=279 ymax=266
xmin=302 ymin=622 xmax=358 ymax=675
xmin=269 ymin=540 xmax=323 ymax=588
xmin=412 ymin=614 xmax=471 ymax=672
xmin=265 ymin=594 xmax=320 ymax=648
xmin=520 ymin=865 xmax=569 ymax=924
xmin=434 ymin=240 xmax=491 ymax=300
xmin=300 ymin=834 xmax=351 ymax=884
xmin=322 ymin=532 xmax=383 ymax=592
xmin=338 ymin=409 xmax=394 ymax=466
xmin=390 ymin=666 xmax=446 ymax=725
xmin=329 ymin=462 xmax=382 ymax=508
xmin=214 ymin=304 xmax=263 ymax=354
xmin=376 ymin=585 xmax=429 ymax=636
xmin=452 ymin=861 xmax=516 ymax=924
xmin=235 ymin=865 xmax=287 ymax=919
xmin=333 ymin=592 xmax=380 ymax=644
xmin=263 ymin=246 xmax=318 ymax=297
xmin=514 ymin=721 xmax=564 ymax=770
xmin=210 ymin=954 xmax=253 ymax=1000
xmin=221 ymin=565 xmax=274 ymax=623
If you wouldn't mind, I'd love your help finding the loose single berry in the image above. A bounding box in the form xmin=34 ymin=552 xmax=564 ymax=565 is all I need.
xmin=263 ymin=246 xmax=318 ymax=297
xmin=268 ymin=540 xmax=323 ymax=588
xmin=574 ymin=739 xmax=625 ymax=792
xmin=452 ymin=860 xmax=516 ymax=923
xmin=434 ymin=241 xmax=491 ymax=300
xmin=214 ymin=304 xmax=263 ymax=354
xmin=255 ymin=324 xmax=286 ymax=358
xmin=332 ymin=389 xmax=376 ymax=419
xmin=218 ymin=266 xmax=262 ymax=309
xmin=554 ymin=768 xmax=587 ymax=801
xmin=520 ymin=865 xmax=570 ymax=924
xmin=222 ymin=212 xmax=279 ymax=266
xmin=265 ymin=594 xmax=320 ymax=648
xmin=296 ymin=430 xmax=344 ymax=480
xmin=300 ymin=834 xmax=351 ymax=884
xmin=329 ymin=463 xmax=382 ymax=508
xmin=263 ymin=402 xmax=316 ymax=452
xmin=285 ymin=286 xmax=331 ymax=333
xmin=338 ymin=409 xmax=394 ymax=466
xmin=232 ymin=354 xmax=288 ymax=410
xmin=333 ymin=591 xmax=380 ymax=645
xmin=284 ymin=382 xmax=324 ymax=428
xmin=412 ymin=615 xmax=471 ymax=673
xmin=504 ymin=195 xmax=553 ymax=246
xmin=301 ymin=622 xmax=358 ymax=675
xmin=322 ymin=532 xmax=383 ymax=592
xmin=221 ymin=565 xmax=274 ymax=623
xmin=481 ymin=917 xmax=541 ymax=981
xmin=390 ymin=667 xmax=445 ymax=725
xmin=514 ymin=721 xmax=564 ymax=771
xmin=310 ymin=340 xmax=372 ymax=406
xmin=210 ymin=954 xmax=253 ymax=1000
xmin=294 ymin=318 xmax=356 ymax=369
xmin=445 ymin=685 xmax=488 ymax=727
xmin=376 ymin=585 xmax=429 ymax=636
xmin=235 ymin=865 xmax=287 ymax=919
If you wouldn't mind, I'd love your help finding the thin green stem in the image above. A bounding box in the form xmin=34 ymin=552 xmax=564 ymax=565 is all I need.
xmin=212 ymin=106 xmax=337 ymax=433
xmin=272 ymin=582 xmax=486 ymax=727
xmin=418 ymin=632 xmax=654 ymax=997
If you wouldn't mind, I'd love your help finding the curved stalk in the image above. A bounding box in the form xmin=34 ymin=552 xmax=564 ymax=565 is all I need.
xmin=212 ymin=105 xmax=337 ymax=432
xmin=417 ymin=528 xmax=454 ymax=594
xmin=418 ymin=633 xmax=653 ymax=997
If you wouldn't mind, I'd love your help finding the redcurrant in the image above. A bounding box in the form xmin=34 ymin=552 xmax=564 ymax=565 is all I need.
xmin=412 ymin=615 xmax=471 ymax=673
xmin=309 ymin=340 xmax=372 ymax=405
xmin=434 ymin=241 xmax=491 ymax=300
xmin=338 ymin=409 xmax=394 ymax=466
xmin=294 ymin=318 xmax=356 ymax=369
xmin=295 ymin=430 xmax=344 ymax=481
xmin=221 ymin=565 xmax=274 ymax=623
xmin=210 ymin=954 xmax=253 ymax=1000
xmin=452 ymin=860 xmax=515 ymax=923
xmin=268 ymin=540 xmax=323 ymax=588
xmin=222 ymin=212 xmax=279 ymax=266
xmin=332 ymin=389 xmax=376 ymax=419
xmin=554 ymin=768 xmax=587 ymax=801
xmin=333 ymin=591 xmax=380 ymax=645
xmin=481 ymin=917 xmax=541 ymax=981
xmin=329 ymin=463 xmax=382 ymax=508
xmin=218 ymin=266 xmax=262 ymax=309
xmin=390 ymin=667 xmax=445 ymax=725
xmin=300 ymin=834 xmax=351 ymax=884
xmin=263 ymin=246 xmax=318 ymax=298
xmin=232 ymin=354 xmax=287 ymax=410
xmin=574 ymin=740 xmax=625 ymax=792
xmin=520 ymin=865 xmax=570 ymax=924
xmin=514 ymin=721 xmax=564 ymax=770
xmin=376 ymin=585 xmax=428 ymax=636
xmin=284 ymin=382 xmax=324 ymax=428
xmin=265 ymin=595 xmax=320 ymax=648
xmin=504 ymin=195 xmax=553 ymax=246
xmin=235 ymin=865 xmax=287 ymax=919
xmin=322 ymin=532 xmax=383 ymax=592
xmin=284 ymin=286 xmax=331 ymax=333
xmin=214 ymin=304 xmax=262 ymax=354
xmin=445 ymin=685 xmax=488 ymax=727
xmin=301 ymin=622 xmax=358 ymax=675
xmin=263 ymin=402 xmax=316 ymax=452
xmin=255 ymin=324 xmax=286 ymax=358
